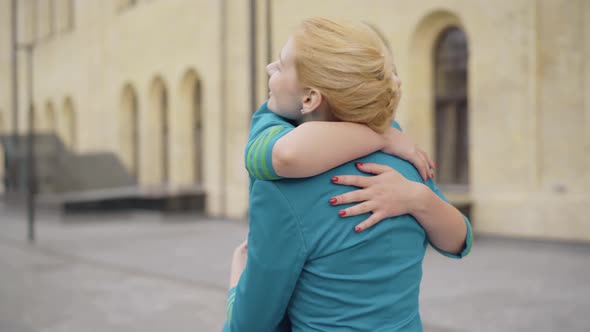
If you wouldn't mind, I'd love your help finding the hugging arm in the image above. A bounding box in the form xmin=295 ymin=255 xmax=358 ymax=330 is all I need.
xmin=331 ymin=163 xmax=472 ymax=257
xmin=246 ymin=102 xmax=434 ymax=181
xmin=270 ymin=121 xmax=387 ymax=178
xmin=222 ymin=181 xmax=306 ymax=331
xmin=418 ymin=178 xmax=473 ymax=258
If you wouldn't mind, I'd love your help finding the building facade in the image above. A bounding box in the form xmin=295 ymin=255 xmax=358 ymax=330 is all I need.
xmin=1 ymin=0 xmax=589 ymax=241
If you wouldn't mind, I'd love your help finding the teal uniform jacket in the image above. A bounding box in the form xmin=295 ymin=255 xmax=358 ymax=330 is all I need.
xmin=222 ymin=102 xmax=473 ymax=332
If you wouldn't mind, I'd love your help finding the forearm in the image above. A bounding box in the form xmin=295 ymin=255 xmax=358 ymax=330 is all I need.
xmin=273 ymin=121 xmax=385 ymax=177
xmin=229 ymin=260 xmax=244 ymax=290
xmin=228 ymin=241 xmax=248 ymax=289
xmin=410 ymin=184 xmax=467 ymax=254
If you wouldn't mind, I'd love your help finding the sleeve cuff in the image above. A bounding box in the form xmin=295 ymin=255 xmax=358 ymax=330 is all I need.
xmin=431 ymin=214 xmax=473 ymax=259
xmin=225 ymin=286 xmax=237 ymax=328
xmin=246 ymin=126 xmax=291 ymax=180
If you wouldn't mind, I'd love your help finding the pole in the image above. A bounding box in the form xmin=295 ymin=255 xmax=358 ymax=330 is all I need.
xmin=249 ymin=0 xmax=257 ymax=114
xmin=265 ymin=0 xmax=272 ymax=65
xmin=26 ymin=45 xmax=35 ymax=243
xmin=13 ymin=1 xmax=38 ymax=243
xmin=219 ymin=0 xmax=227 ymax=216
xmin=11 ymin=0 xmax=19 ymax=191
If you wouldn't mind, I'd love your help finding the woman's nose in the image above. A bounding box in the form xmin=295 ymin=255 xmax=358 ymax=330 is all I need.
xmin=394 ymin=75 xmax=402 ymax=88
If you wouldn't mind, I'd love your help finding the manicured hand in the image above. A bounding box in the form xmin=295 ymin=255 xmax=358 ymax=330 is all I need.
xmin=330 ymin=162 xmax=426 ymax=233
xmin=381 ymin=127 xmax=435 ymax=181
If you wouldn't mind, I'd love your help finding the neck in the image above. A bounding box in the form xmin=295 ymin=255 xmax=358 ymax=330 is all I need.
xmin=297 ymin=103 xmax=338 ymax=124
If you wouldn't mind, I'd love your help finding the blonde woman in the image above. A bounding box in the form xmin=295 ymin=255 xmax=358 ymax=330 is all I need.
xmin=223 ymin=18 xmax=472 ymax=332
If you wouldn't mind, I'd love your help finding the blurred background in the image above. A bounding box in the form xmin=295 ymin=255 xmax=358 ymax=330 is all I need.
xmin=0 ymin=1 xmax=589 ymax=331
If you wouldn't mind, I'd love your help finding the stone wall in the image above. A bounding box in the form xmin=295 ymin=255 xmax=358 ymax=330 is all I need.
xmin=0 ymin=0 xmax=588 ymax=240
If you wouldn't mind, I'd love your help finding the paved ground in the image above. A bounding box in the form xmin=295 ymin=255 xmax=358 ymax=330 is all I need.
xmin=1 ymin=201 xmax=589 ymax=332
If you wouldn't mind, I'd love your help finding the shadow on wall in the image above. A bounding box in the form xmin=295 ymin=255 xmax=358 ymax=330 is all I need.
xmin=0 ymin=133 xmax=135 ymax=194
xmin=0 ymin=134 xmax=206 ymax=213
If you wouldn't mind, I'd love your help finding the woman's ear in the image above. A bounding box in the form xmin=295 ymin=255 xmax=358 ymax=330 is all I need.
xmin=301 ymin=88 xmax=323 ymax=114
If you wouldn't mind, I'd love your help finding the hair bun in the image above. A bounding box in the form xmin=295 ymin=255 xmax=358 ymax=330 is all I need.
xmin=294 ymin=18 xmax=400 ymax=133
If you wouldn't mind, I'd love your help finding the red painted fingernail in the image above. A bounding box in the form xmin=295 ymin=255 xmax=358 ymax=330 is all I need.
xmin=355 ymin=226 xmax=362 ymax=233
xmin=329 ymin=198 xmax=337 ymax=205
xmin=331 ymin=176 xmax=339 ymax=182
xmin=355 ymin=162 xmax=363 ymax=167
xmin=339 ymin=210 xmax=346 ymax=217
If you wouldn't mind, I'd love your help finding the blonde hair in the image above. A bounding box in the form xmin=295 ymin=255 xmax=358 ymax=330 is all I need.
xmin=293 ymin=18 xmax=400 ymax=133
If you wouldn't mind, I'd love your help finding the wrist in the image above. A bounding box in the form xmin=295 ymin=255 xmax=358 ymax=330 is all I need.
xmin=379 ymin=137 xmax=387 ymax=151
xmin=380 ymin=128 xmax=394 ymax=151
xmin=408 ymin=182 xmax=432 ymax=216
xmin=229 ymin=259 xmax=244 ymax=289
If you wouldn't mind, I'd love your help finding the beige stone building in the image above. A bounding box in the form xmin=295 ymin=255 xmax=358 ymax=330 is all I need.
xmin=0 ymin=0 xmax=589 ymax=242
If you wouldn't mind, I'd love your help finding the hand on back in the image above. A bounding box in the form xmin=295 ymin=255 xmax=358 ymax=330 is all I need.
xmin=330 ymin=162 xmax=427 ymax=232
xmin=381 ymin=127 xmax=435 ymax=181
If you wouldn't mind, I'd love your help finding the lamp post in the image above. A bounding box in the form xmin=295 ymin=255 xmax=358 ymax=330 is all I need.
xmin=21 ymin=43 xmax=36 ymax=243
xmin=13 ymin=0 xmax=38 ymax=243
xmin=13 ymin=43 xmax=37 ymax=243
xmin=10 ymin=0 xmax=20 ymax=193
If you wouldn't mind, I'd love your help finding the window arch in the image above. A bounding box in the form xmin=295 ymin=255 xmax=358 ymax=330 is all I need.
xmin=0 ymin=111 xmax=4 ymax=193
xmin=434 ymin=27 xmax=469 ymax=186
xmin=0 ymin=111 xmax=4 ymax=134
xmin=62 ymin=97 xmax=77 ymax=149
xmin=116 ymin=0 xmax=138 ymax=12
xmin=179 ymin=69 xmax=203 ymax=184
xmin=43 ymin=100 xmax=56 ymax=134
xmin=55 ymin=0 xmax=75 ymax=32
xmin=148 ymin=76 xmax=169 ymax=184
xmin=120 ymin=84 xmax=140 ymax=177
xmin=31 ymin=104 xmax=37 ymax=132
xmin=37 ymin=0 xmax=53 ymax=39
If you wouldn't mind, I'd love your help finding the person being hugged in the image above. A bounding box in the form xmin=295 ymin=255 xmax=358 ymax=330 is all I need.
xmin=224 ymin=18 xmax=472 ymax=332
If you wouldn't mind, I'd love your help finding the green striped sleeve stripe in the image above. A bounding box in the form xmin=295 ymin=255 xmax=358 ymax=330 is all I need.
xmin=246 ymin=126 xmax=278 ymax=178
xmin=226 ymin=289 xmax=236 ymax=325
xmin=247 ymin=126 xmax=285 ymax=180
xmin=246 ymin=130 xmax=270 ymax=180
xmin=255 ymin=126 xmax=285 ymax=180
xmin=227 ymin=291 xmax=236 ymax=308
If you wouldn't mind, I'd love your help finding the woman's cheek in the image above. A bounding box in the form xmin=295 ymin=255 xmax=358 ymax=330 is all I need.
xmin=267 ymin=96 xmax=279 ymax=113
xmin=268 ymin=75 xmax=279 ymax=95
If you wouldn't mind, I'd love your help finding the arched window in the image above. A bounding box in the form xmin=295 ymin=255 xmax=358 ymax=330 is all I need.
xmin=0 ymin=111 xmax=4 ymax=193
xmin=120 ymin=85 xmax=139 ymax=177
xmin=180 ymin=69 xmax=203 ymax=184
xmin=116 ymin=0 xmax=138 ymax=12
xmin=434 ymin=27 xmax=469 ymax=187
xmin=31 ymin=104 xmax=38 ymax=132
xmin=37 ymin=0 xmax=53 ymax=38
xmin=161 ymin=85 xmax=169 ymax=183
xmin=192 ymin=79 xmax=202 ymax=184
xmin=55 ymin=0 xmax=75 ymax=32
xmin=0 ymin=111 xmax=4 ymax=134
xmin=62 ymin=97 xmax=77 ymax=149
xmin=148 ymin=77 xmax=169 ymax=184
xmin=44 ymin=100 xmax=56 ymax=134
